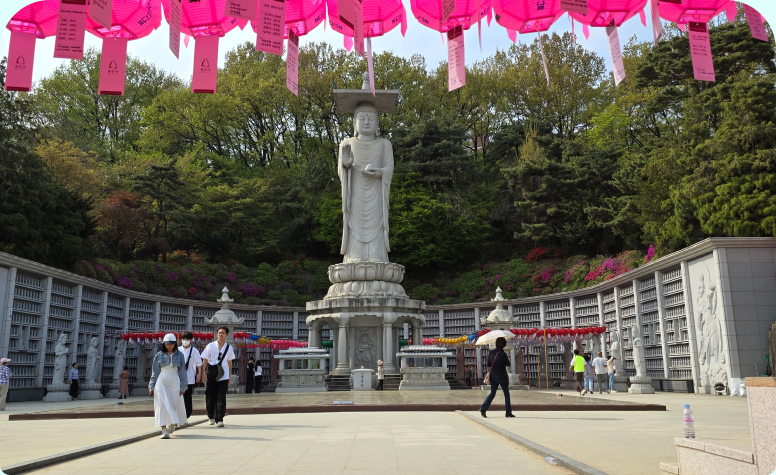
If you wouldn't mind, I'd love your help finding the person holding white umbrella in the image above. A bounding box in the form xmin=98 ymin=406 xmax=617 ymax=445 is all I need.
xmin=477 ymin=332 xmax=515 ymax=418
xmin=149 ymin=333 xmax=188 ymax=439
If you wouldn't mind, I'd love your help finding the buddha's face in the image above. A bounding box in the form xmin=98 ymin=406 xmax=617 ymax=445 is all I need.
xmin=356 ymin=111 xmax=377 ymax=137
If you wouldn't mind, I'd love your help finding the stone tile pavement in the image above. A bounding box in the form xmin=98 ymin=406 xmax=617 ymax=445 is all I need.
xmin=13 ymin=412 xmax=573 ymax=475
xmin=463 ymin=389 xmax=753 ymax=475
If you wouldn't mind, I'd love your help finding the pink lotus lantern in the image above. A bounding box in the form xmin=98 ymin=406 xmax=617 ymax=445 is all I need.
xmin=4 ymin=0 xmax=58 ymax=92
xmin=85 ymin=0 xmax=162 ymax=96
xmin=327 ymin=0 xmax=407 ymax=93
xmin=569 ymin=0 xmax=646 ymax=86
xmin=327 ymin=0 xmax=407 ymax=43
xmin=493 ymin=0 xmax=564 ymax=35
xmin=410 ymin=0 xmax=491 ymax=91
xmin=568 ymin=0 xmax=647 ymax=28
xmin=249 ymin=0 xmax=326 ymax=95
xmin=658 ymin=0 xmax=731 ymax=25
xmin=162 ymin=0 xmax=247 ymax=93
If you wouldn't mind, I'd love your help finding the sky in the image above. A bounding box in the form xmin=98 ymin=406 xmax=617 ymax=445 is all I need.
xmin=0 ymin=0 xmax=773 ymax=86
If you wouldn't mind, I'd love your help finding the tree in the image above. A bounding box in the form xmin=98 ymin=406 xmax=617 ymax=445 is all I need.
xmin=33 ymin=49 xmax=181 ymax=160
xmin=37 ymin=138 xmax=103 ymax=202
xmin=0 ymin=60 xmax=94 ymax=266
xmin=95 ymin=190 xmax=148 ymax=262
xmin=131 ymin=159 xmax=189 ymax=262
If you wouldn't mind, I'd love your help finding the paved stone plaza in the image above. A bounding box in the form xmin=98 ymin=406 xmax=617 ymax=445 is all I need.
xmin=0 ymin=390 xmax=754 ymax=475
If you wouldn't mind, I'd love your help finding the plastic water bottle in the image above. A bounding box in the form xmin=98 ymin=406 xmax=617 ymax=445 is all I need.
xmin=683 ymin=404 xmax=695 ymax=439
xmin=544 ymin=456 xmax=559 ymax=466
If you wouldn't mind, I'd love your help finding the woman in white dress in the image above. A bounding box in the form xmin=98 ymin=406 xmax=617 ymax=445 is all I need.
xmin=149 ymin=333 xmax=188 ymax=439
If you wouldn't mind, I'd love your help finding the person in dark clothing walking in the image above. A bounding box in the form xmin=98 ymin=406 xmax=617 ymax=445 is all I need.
xmin=246 ymin=358 xmax=255 ymax=394
xmin=480 ymin=337 xmax=514 ymax=418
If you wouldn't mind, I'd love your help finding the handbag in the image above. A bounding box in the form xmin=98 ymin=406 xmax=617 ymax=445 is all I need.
xmin=483 ymin=350 xmax=500 ymax=385
xmin=207 ymin=343 xmax=230 ymax=382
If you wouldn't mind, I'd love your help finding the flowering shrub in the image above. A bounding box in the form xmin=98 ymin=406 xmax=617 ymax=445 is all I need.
xmin=116 ymin=276 xmax=133 ymax=289
xmin=645 ymin=244 xmax=656 ymax=263
xmin=525 ymin=247 xmax=550 ymax=263
xmin=239 ymin=283 xmax=265 ymax=298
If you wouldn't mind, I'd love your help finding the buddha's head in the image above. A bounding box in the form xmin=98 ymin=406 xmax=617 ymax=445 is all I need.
xmin=354 ymin=104 xmax=379 ymax=138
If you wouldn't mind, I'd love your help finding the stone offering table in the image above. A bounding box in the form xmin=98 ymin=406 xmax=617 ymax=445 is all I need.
xmin=352 ymin=368 xmax=374 ymax=390
xmin=275 ymin=348 xmax=330 ymax=393
xmin=396 ymin=346 xmax=454 ymax=391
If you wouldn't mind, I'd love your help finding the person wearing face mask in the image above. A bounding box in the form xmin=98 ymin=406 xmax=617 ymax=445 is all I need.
xmin=178 ymin=331 xmax=202 ymax=423
xmin=149 ymin=333 xmax=188 ymax=439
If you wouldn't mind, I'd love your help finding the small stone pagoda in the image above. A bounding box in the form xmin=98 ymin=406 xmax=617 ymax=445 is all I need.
xmin=480 ymin=287 xmax=525 ymax=390
xmin=206 ymin=287 xmax=244 ymax=393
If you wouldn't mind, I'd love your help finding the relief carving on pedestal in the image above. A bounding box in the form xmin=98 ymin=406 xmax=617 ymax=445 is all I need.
xmin=355 ymin=328 xmax=377 ymax=369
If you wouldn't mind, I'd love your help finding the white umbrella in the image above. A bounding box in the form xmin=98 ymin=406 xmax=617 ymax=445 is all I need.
xmin=475 ymin=330 xmax=515 ymax=346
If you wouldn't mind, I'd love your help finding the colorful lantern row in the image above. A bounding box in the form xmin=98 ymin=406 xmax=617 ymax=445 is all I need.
xmin=509 ymin=325 xmax=607 ymax=343
xmin=5 ymin=0 xmax=773 ymax=96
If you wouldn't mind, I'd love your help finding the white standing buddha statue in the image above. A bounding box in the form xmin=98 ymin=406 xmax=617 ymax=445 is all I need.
xmin=338 ymin=102 xmax=394 ymax=264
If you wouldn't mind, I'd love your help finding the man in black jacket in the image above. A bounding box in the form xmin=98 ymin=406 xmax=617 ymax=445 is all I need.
xmin=246 ymin=358 xmax=255 ymax=394
xmin=479 ymin=337 xmax=515 ymax=418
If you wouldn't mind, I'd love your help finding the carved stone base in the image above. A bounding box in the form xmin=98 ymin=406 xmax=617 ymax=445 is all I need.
xmin=43 ymin=384 xmax=71 ymax=402
xmin=107 ymin=382 xmax=122 ymax=398
xmin=325 ymin=280 xmax=408 ymax=300
xmin=612 ymin=375 xmax=629 ymax=393
xmin=131 ymin=383 xmax=149 ymax=397
xmin=629 ymin=375 xmax=655 ymax=394
xmin=276 ymin=369 xmax=328 ymax=393
xmin=399 ymin=368 xmax=450 ymax=391
xmin=329 ymin=262 xmax=405 ymax=283
xmin=79 ymin=382 xmax=103 ymax=400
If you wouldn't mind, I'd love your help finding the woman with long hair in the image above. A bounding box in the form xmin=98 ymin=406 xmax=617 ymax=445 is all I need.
xmin=149 ymin=334 xmax=188 ymax=439
xmin=117 ymin=365 xmax=130 ymax=399
xmin=479 ymin=337 xmax=514 ymax=418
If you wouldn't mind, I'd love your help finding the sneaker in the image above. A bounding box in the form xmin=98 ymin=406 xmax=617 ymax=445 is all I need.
xmin=607 ymin=390 xmax=611 ymax=394
xmin=160 ymin=429 xmax=170 ymax=439
xmin=217 ymin=422 xmax=224 ymax=428
xmin=167 ymin=423 xmax=175 ymax=434
xmin=582 ymin=390 xmax=587 ymax=395
xmin=209 ymin=419 xmax=215 ymax=425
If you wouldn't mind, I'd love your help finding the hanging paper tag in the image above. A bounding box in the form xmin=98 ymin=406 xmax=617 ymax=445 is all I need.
xmin=89 ymin=0 xmax=114 ymax=30
xmin=744 ymin=5 xmax=769 ymax=42
xmin=286 ymin=30 xmax=299 ymax=96
xmin=338 ymin=0 xmax=354 ymax=28
xmin=168 ymin=0 xmax=182 ymax=58
xmin=570 ymin=15 xmax=575 ymax=43
xmin=256 ymin=0 xmax=286 ymax=55
xmin=344 ymin=35 xmax=353 ymax=51
xmin=476 ymin=0 xmax=482 ymax=51
xmin=725 ymin=2 xmax=737 ymax=23
xmin=688 ymin=22 xmax=715 ymax=81
xmin=354 ymin=0 xmax=365 ymax=59
xmin=560 ymin=0 xmax=587 ymax=16
xmin=582 ymin=23 xmax=589 ymax=40
xmin=400 ymin=10 xmax=407 ymax=36
xmin=184 ymin=34 xmax=191 ymax=48
xmin=639 ymin=8 xmax=646 ymax=27
xmin=650 ymin=0 xmax=661 ymax=45
xmin=367 ymin=37 xmax=375 ymax=96
xmin=606 ymin=23 xmax=626 ymax=85
xmin=441 ymin=0 xmax=456 ymax=24
xmin=225 ymin=0 xmax=258 ymax=20
xmin=447 ymin=25 xmax=465 ymax=92
xmin=54 ymin=0 xmax=88 ymax=59
xmin=98 ymin=37 xmax=128 ymax=95
xmin=507 ymin=28 xmax=516 ymax=43
xmin=5 ymin=32 xmax=36 ymax=92
xmin=192 ymin=36 xmax=219 ymax=94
